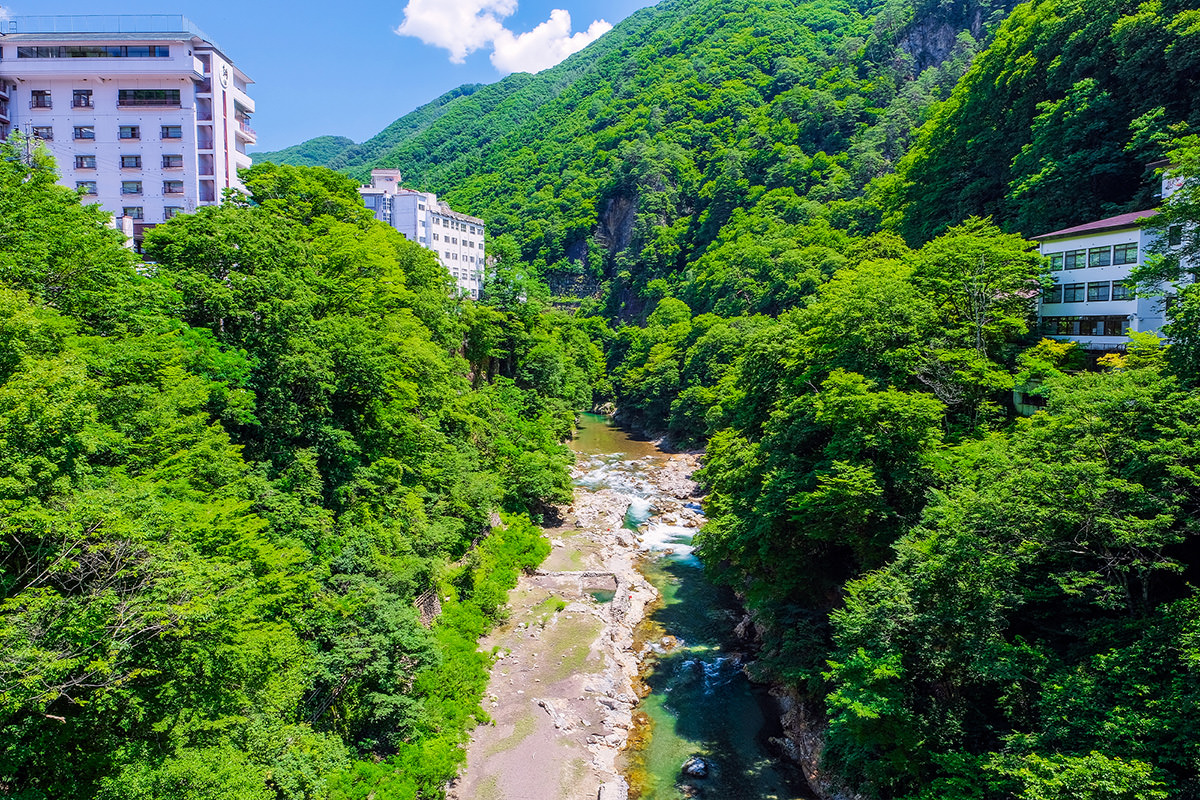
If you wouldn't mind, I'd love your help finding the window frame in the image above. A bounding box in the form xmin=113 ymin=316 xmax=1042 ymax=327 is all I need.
xmin=1113 ymin=243 xmax=1138 ymax=266
xmin=1063 ymin=249 xmax=1086 ymax=270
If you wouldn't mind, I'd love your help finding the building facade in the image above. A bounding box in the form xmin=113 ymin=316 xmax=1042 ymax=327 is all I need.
xmin=360 ymin=169 xmax=486 ymax=299
xmin=0 ymin=15 xmax=255 ymax=248
xmin=1033 ymin=209 xmax=1165 ymax=350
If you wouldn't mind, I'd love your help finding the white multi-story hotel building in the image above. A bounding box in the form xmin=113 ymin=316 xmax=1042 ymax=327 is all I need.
xmin=360 ymin=169 xmax=487 ymax=299
xmin=1033 ymin=209 xmax=1163 ymax=349
xmin=0 ymin=15 xmax=255 ymax=249
xmin=1034 ymin=173 xmax=1189 ymax=350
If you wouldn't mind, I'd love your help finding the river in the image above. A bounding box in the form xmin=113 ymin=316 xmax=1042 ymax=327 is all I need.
xmin=572 ymin=413 xmax=810 ymax=800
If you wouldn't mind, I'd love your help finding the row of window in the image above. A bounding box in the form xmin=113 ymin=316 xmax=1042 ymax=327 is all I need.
xmin=112 ymin=205 xmax=187 ymax=221
xmin=16 ymin=45 xmax=171 ymax=59
xmin=77 ymin=180 xmax=186 ymax=196
xmin=1042 ymin=316 xmax=1129 ymax=337
xmin=69 ymin=154 xmax=186 ymax=170
xmin=41 ymin=124 xmax=185 ymax=141
xmin=1043 ymin=281 xmax=1134 ymax=304
xmin=30 ymin=88 xmax=181 ymax=109
xmin=431 ymin=232 xmax=480 ymax=247
xmin=443 ymin=252 xmax=481 ymax=263
xmin=1048 ymin=243 xmax=1138 ymax=271
xmin=432 ymin=215 xmax=482 ymax=235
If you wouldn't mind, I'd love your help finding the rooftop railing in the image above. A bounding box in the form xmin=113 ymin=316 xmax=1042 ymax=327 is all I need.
xmin=8 ymin=15 xmax=221 ymax=51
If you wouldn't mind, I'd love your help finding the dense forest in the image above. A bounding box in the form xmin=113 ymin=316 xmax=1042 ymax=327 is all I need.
xmin=11 ymin=0 xmax=1200 ymax=797
xmin=0 ymin=148 xmax=608 ymax=799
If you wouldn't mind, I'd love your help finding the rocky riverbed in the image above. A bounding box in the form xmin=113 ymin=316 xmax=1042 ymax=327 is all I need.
xmin=447 ymin=426 xmax=701 ymax=800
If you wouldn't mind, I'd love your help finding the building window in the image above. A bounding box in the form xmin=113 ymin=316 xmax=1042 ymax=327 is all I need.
xmin=163 ymin=180 xmax=184 ymax=195
xmin=1169 ymin=225 xmax=1184 ymax=247
xmin=1043 ymin=284 xmax=1063 ymax=304
xmin=161 ymin=125 xmax=183 ymax=140
xmin=75 ymin=155 xmax=96 ymax=169
xmin=18 ymin=45 xmax=170 ymax=58
xmin=1112 ymin=282 xmax=1134 ymax=301
xmin=1088 ymin=246 xmax=1111 ymax=267
xmin=418 ymin=203 xmax=425 ymax=210
xmin=122 ymin=206 xmax=144 ymax=219
xmin=31 ymin=90 xmax=52 ymax=108
xmin=1102 ymin=317 xmax=1127 ymax=336
xmin=1063 ymin=249 xmax=1086 ymax=270
xmin=164 ymin=206 xmax=185 ymax=220
xmin=119 ymin=125 xmax=140 ymax=140
xmin=1063 ymin=283 xmax=1085 ymax=303
xmin=120 ymin=155 xmax=142 ymax=169
xmin=72 ymin=89 xmax=93 ymax=108
xmin=433 ymin=233 xmax=439 ymax=241
xmin=1087 ymin=281 xmax=1110 ymax=302
xmin=118 ymin=88 xmax=181 ymax=107
xmin=74 ymin=125 xmax=95 ymax=140
xmin=1113 ymin=243 xmax=1138 ymax=265
xmin=162 ymin=154 xmax=184 ymax=169
xmin=31 ymin=126 xmax=53 ymax=140
xmin=121 ymin=181 xmax=143 ymax=195
xmin=76 ymin=181 xmax=97 ymax=195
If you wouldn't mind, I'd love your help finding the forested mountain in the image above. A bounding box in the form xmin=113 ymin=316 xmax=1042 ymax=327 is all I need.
xmin=272 ymin=0 xmax=1010 ymax=313
xmin=253 ymin=135 xmax=357 ymax=167
xmin=896 ymin=0 xmax=1200 ymax=242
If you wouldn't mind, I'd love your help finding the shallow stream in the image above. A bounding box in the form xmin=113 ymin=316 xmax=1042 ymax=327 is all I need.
xmin=572 ymin=414 xmax=811 ymax=800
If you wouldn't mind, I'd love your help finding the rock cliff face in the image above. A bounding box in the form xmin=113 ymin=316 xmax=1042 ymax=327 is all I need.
xmin=773 ymin=689 xmax=867 ymax=800
xmin=733 ymin=608 xmax=866 ymax=800
xmin=898 ymin=9 xmax=983 ymax=72
xmin=596 ymin=194 xmax=639 ymax=255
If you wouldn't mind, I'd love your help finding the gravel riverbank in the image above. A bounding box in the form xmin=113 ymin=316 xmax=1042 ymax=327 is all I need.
xmin=447 ymin=447 xmax=701 ymax=800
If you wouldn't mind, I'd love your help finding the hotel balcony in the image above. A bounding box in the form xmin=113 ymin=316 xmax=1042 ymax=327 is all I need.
xmin=234 ymin=116 xmax=256 ymax=143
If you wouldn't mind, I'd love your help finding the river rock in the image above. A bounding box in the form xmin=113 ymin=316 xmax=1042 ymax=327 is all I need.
xmin=681 ymin=756 xmax=709 ymax=778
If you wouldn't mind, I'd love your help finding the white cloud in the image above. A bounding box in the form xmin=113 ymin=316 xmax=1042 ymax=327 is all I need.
xmin=395 ymin=1 xmax=611 ymax=74
xmin=395 ymin=0 xmax=515 ymax=63
xmin=490 ymin=10 xmax=611 ymax=74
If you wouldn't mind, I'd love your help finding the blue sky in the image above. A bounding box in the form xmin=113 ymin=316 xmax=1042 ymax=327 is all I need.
xmin=9 ymin=1 xmax=657 ymax=150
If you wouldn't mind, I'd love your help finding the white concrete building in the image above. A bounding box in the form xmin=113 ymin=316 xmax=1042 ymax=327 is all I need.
xmin=1033 ymin=209 xmax=1163 ymax=350
xmin=360 ymin=169 xmax=487 ymax=299
xmin=0 ymin=15 xmax=256 ymax=250
xmin=1032 ymin=172 xmax=1194 ymax=350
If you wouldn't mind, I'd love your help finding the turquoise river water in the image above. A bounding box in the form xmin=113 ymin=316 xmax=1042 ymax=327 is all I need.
xmin=572 ymin=413 xmax=811 ymax=800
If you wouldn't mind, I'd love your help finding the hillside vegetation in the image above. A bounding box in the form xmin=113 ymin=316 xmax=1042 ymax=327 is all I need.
xmin=9 ymin=0 xmax=1200 ymax=798
xmin=0 ymin=151 xmax=606 ymax=800
xmin=275 ymin=0 xmax=1009 ymax=313
xmin=252 ymin=135 xmax=357 ymax=168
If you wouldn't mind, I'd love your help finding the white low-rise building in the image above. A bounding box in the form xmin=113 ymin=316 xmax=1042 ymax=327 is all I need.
xmin=1033 ymin=209 xmax=1164 ymax=350
xmin=1032 ymin=171 xmax=1196 ymax=350
xmin=0 ymin=15 xmax=255 ymax=250
xmin=360 ymin=169 xmax=486 ymax=299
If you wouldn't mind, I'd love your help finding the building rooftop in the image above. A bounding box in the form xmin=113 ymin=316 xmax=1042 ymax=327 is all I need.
xmin=4 ymin=15 xmax=224 ymax=55
xmin=1034 ymin=208 xmax=1160 ymax=240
